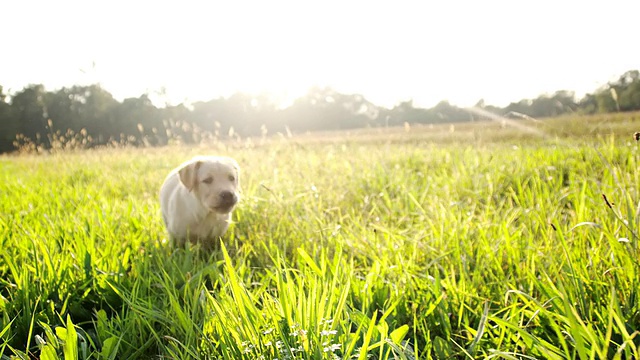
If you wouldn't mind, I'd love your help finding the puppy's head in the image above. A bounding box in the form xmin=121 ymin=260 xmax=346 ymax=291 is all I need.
xmin=178 ymin=156 xmax=240 ymax=214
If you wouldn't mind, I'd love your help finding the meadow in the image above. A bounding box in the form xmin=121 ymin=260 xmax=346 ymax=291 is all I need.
xmin=1 ymin=112 xmax=640 ymax=359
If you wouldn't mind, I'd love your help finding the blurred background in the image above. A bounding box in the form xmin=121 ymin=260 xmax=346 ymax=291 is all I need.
xmin=1 ymin=0 xmax=639 ymax=153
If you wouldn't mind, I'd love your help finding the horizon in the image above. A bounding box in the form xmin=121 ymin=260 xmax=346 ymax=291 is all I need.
xmin=2 ymin=0 xmax=639 ymax=109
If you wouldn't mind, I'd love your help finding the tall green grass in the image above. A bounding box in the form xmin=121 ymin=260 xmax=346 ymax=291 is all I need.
xmin=1 ymin=124 xmax=640 ymax=358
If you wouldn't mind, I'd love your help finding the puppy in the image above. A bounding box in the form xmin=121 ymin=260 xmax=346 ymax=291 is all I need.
xmin=160 ymin=156 xmax=240 ymax=249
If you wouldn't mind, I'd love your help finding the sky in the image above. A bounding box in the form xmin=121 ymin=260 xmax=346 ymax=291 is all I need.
xmin=2 ymin=0 xmax=639 ymax=109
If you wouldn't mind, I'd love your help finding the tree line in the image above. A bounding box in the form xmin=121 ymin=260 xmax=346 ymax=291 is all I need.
xmin=1 ymin=70 xmax=639 ymax=153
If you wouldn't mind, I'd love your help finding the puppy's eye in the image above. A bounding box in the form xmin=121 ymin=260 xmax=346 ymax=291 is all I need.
xmin=202 ymin=177 xmax=214 ymax=184
xmin=228 ymin=175 xmax=236 ymax=182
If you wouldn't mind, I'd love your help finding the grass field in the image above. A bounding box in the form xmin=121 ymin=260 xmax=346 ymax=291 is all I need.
xmin=1 ymin=113 xmax=640 ymax=359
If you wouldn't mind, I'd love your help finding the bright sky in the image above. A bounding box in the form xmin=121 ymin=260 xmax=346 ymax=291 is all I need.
xmin=2 ymin=0 xmax=639 ymax=109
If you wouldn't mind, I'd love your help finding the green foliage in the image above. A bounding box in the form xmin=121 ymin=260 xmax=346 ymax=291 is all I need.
xmin=1 ymin=124 xmax=640 ymax=358
xmin=596 ymin=70 xmax=640 ymax=113
xmin=2 ymin=69 xmax=640 ymax=154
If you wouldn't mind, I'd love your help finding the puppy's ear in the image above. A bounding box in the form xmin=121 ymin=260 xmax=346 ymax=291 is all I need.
xmin=178 ymin=161 xmax=202 ymax=192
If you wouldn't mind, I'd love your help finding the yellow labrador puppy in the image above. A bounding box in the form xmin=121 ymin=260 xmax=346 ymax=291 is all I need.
xmin=160 ymin=156 xmax=240 ymax=249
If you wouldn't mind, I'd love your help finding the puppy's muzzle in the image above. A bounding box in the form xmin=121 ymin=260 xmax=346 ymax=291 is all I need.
xmin=214 ymin=190 xmax=238 ymax=213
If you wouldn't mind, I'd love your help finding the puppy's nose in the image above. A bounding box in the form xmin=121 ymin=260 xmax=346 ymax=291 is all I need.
xmin=219 ymin=191 xmax=237 ymax=205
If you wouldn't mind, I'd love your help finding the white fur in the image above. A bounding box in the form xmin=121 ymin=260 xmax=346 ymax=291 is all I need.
xmin=160 ymin=156 xmax=240 ymax=248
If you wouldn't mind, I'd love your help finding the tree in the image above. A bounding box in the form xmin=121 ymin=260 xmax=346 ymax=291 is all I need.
xmin=591 ymin=70 xmax=640 ymax=113
xmin=617 ymin=70 xmax=640 ymax=111
xmin=0 ymin=85 xmax=18 ymax=152
xmin=41 ymin=85 xmax=120 ymax=145
xmin=595 ymin=88 xmax=618 ymax=113
xmin=578 ymin=93 xmax=598 ymax=114
xmin=113 ymin=95 xmax=162 ymax=146
xmin=10 ymin=84 xmax=49 ymax=146
xmin=2 ymin=69 xmax=640 ymax=154
xmin=386 ymin=100 xmax=430 ymax=125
